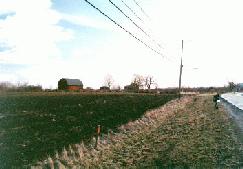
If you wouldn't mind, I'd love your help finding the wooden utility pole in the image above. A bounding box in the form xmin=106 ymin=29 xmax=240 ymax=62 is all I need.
xmin=178 ymin=40 xmax=183 ymax=99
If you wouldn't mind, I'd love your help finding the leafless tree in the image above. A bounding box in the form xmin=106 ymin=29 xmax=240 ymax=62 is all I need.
xmin=144 ymin=76 xmax=155 ymax=90
xmin=132 ymin=74 xmax=145 ymax=89
xmin=103 ymin=74 xmax=114 ymax=89
xmin=228 ymin=81 xmax=236 ymax=92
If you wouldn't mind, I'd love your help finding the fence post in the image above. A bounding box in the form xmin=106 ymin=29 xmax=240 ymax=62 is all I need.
xmin=95 ymin=125 xmax=101 ymax=148
xmin=108 ymin=129 xmax=113 ymax=143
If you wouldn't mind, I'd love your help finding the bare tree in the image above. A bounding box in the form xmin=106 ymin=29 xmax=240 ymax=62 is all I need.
xmin=132 ymin=74 xmax=144 ymax=89
xmin=228 ymin=81 xmax=236 ymax=92
xmin=144 ymin=76 xmax=155 ymax=90
xmin=103 ymin=74 xmax=114 ymax=89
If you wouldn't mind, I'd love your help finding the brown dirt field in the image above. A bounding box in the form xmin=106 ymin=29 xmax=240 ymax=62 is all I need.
xmin=33 ymin=96 xmax=243 ymax=168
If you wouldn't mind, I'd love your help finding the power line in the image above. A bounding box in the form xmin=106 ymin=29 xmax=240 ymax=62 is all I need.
xmin=108 ymin=0 xmax=150 ymax=41
xmin=108 ymin=0 xmax=162 ymax=49
xmin=83 ymin=0 xmax=164 ymax=57
xmin=132 ymin=0 xmax=150 ymax=20
xmin=119 ymin=0 xmax=154 ymax=37
xmin=118 ymin=0 xmax=163 ymax=49
xmin=115 ymin=0 xmax=162 ymax=48
xmin=119 ymin=0 xmax=144 ymax=23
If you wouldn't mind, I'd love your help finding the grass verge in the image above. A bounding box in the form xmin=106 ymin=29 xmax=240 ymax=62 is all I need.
xmin=33 ymin=96 xmax=243 ymax=168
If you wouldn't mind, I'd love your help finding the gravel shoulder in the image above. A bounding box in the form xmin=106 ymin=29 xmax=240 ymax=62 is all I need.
xmin=34 ymin=96 xmax=243 ymax=168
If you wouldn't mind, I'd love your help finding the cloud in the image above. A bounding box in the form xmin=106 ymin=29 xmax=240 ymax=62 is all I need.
xmin=61 ymin=13 xmax=114 ymax=30
xmin=0 ymin=12 xmax=15 ymax=20
xmin=0 ymin=0 xmax=73 ymax=65
xmin=1 ymin=0 xmax=243 ymax=88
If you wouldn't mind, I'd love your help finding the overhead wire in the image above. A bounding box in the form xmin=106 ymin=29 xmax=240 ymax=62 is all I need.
xmin=132 ymin=0 xmax=150 ymax=20
xmin=120 ymin=0 xmax=155 ymax=41
xmin=119 ymin=0 xmax=144 ymax=23
xmin=108 ymin=0 xmax=148 ymax=38
xmin=83 ymin=0 xmax=164 ymax=57
xmin=119 ymin=0 xmax=154 ymax=38
xmin=108 ymin=0 xmax=162 ymax=49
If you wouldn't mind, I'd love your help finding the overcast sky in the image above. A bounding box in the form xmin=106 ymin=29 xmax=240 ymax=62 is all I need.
xmin=0 ymin=0 xmax=243 ymax=89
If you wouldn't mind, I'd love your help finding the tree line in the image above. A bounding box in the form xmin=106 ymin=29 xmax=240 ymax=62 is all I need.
xmin=102 ymin=74 xmax=157 ymax=91
xmin=0 ymin=82 xmax=42 ymax=92
xmin=0 ymin=77 xmax=240 ymax=94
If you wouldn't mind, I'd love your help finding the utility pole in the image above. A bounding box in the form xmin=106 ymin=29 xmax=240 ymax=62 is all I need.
xmin=178 ymin=40 xmax=183 ymax=99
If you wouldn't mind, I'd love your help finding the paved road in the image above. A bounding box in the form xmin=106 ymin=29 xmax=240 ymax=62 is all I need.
xmin=221 ymin=93 xmax=243 ymax=131
xmin=221 ymin=99 xmax=243 ymax=132
xmin=221 ymin=93 xmax=243 ymax=149
xmin=221 ymin=92 xmax=243 ymax=110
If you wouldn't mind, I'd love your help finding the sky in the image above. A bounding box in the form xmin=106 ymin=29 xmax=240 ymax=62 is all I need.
xmin=0 ymin=0 xmax=243 ymax=89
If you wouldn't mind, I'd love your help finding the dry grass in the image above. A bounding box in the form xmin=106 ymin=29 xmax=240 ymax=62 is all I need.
xmin=32 ymin=96 xmax=242 ymax=168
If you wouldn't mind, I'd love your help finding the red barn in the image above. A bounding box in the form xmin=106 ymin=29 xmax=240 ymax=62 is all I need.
xmin=58 ymin=78 xmax=83 ymax=91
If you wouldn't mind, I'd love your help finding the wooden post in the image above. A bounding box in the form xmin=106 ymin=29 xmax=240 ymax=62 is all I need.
xmin=95 ymin=125 xmax=101 ymax=148
xmin=108 ymin=129 xmax=113 ymax=143
xmin=178 ymin=40 xmax=183 ymax=99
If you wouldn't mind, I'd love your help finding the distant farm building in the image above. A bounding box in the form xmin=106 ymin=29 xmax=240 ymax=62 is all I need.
xmin=124 ymin=83 xmax=139 ymax=92
xmin=100 ymin=86 xmax=110 ymax=91
xmin=58 ymin=78 xmax=83 ymax=91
